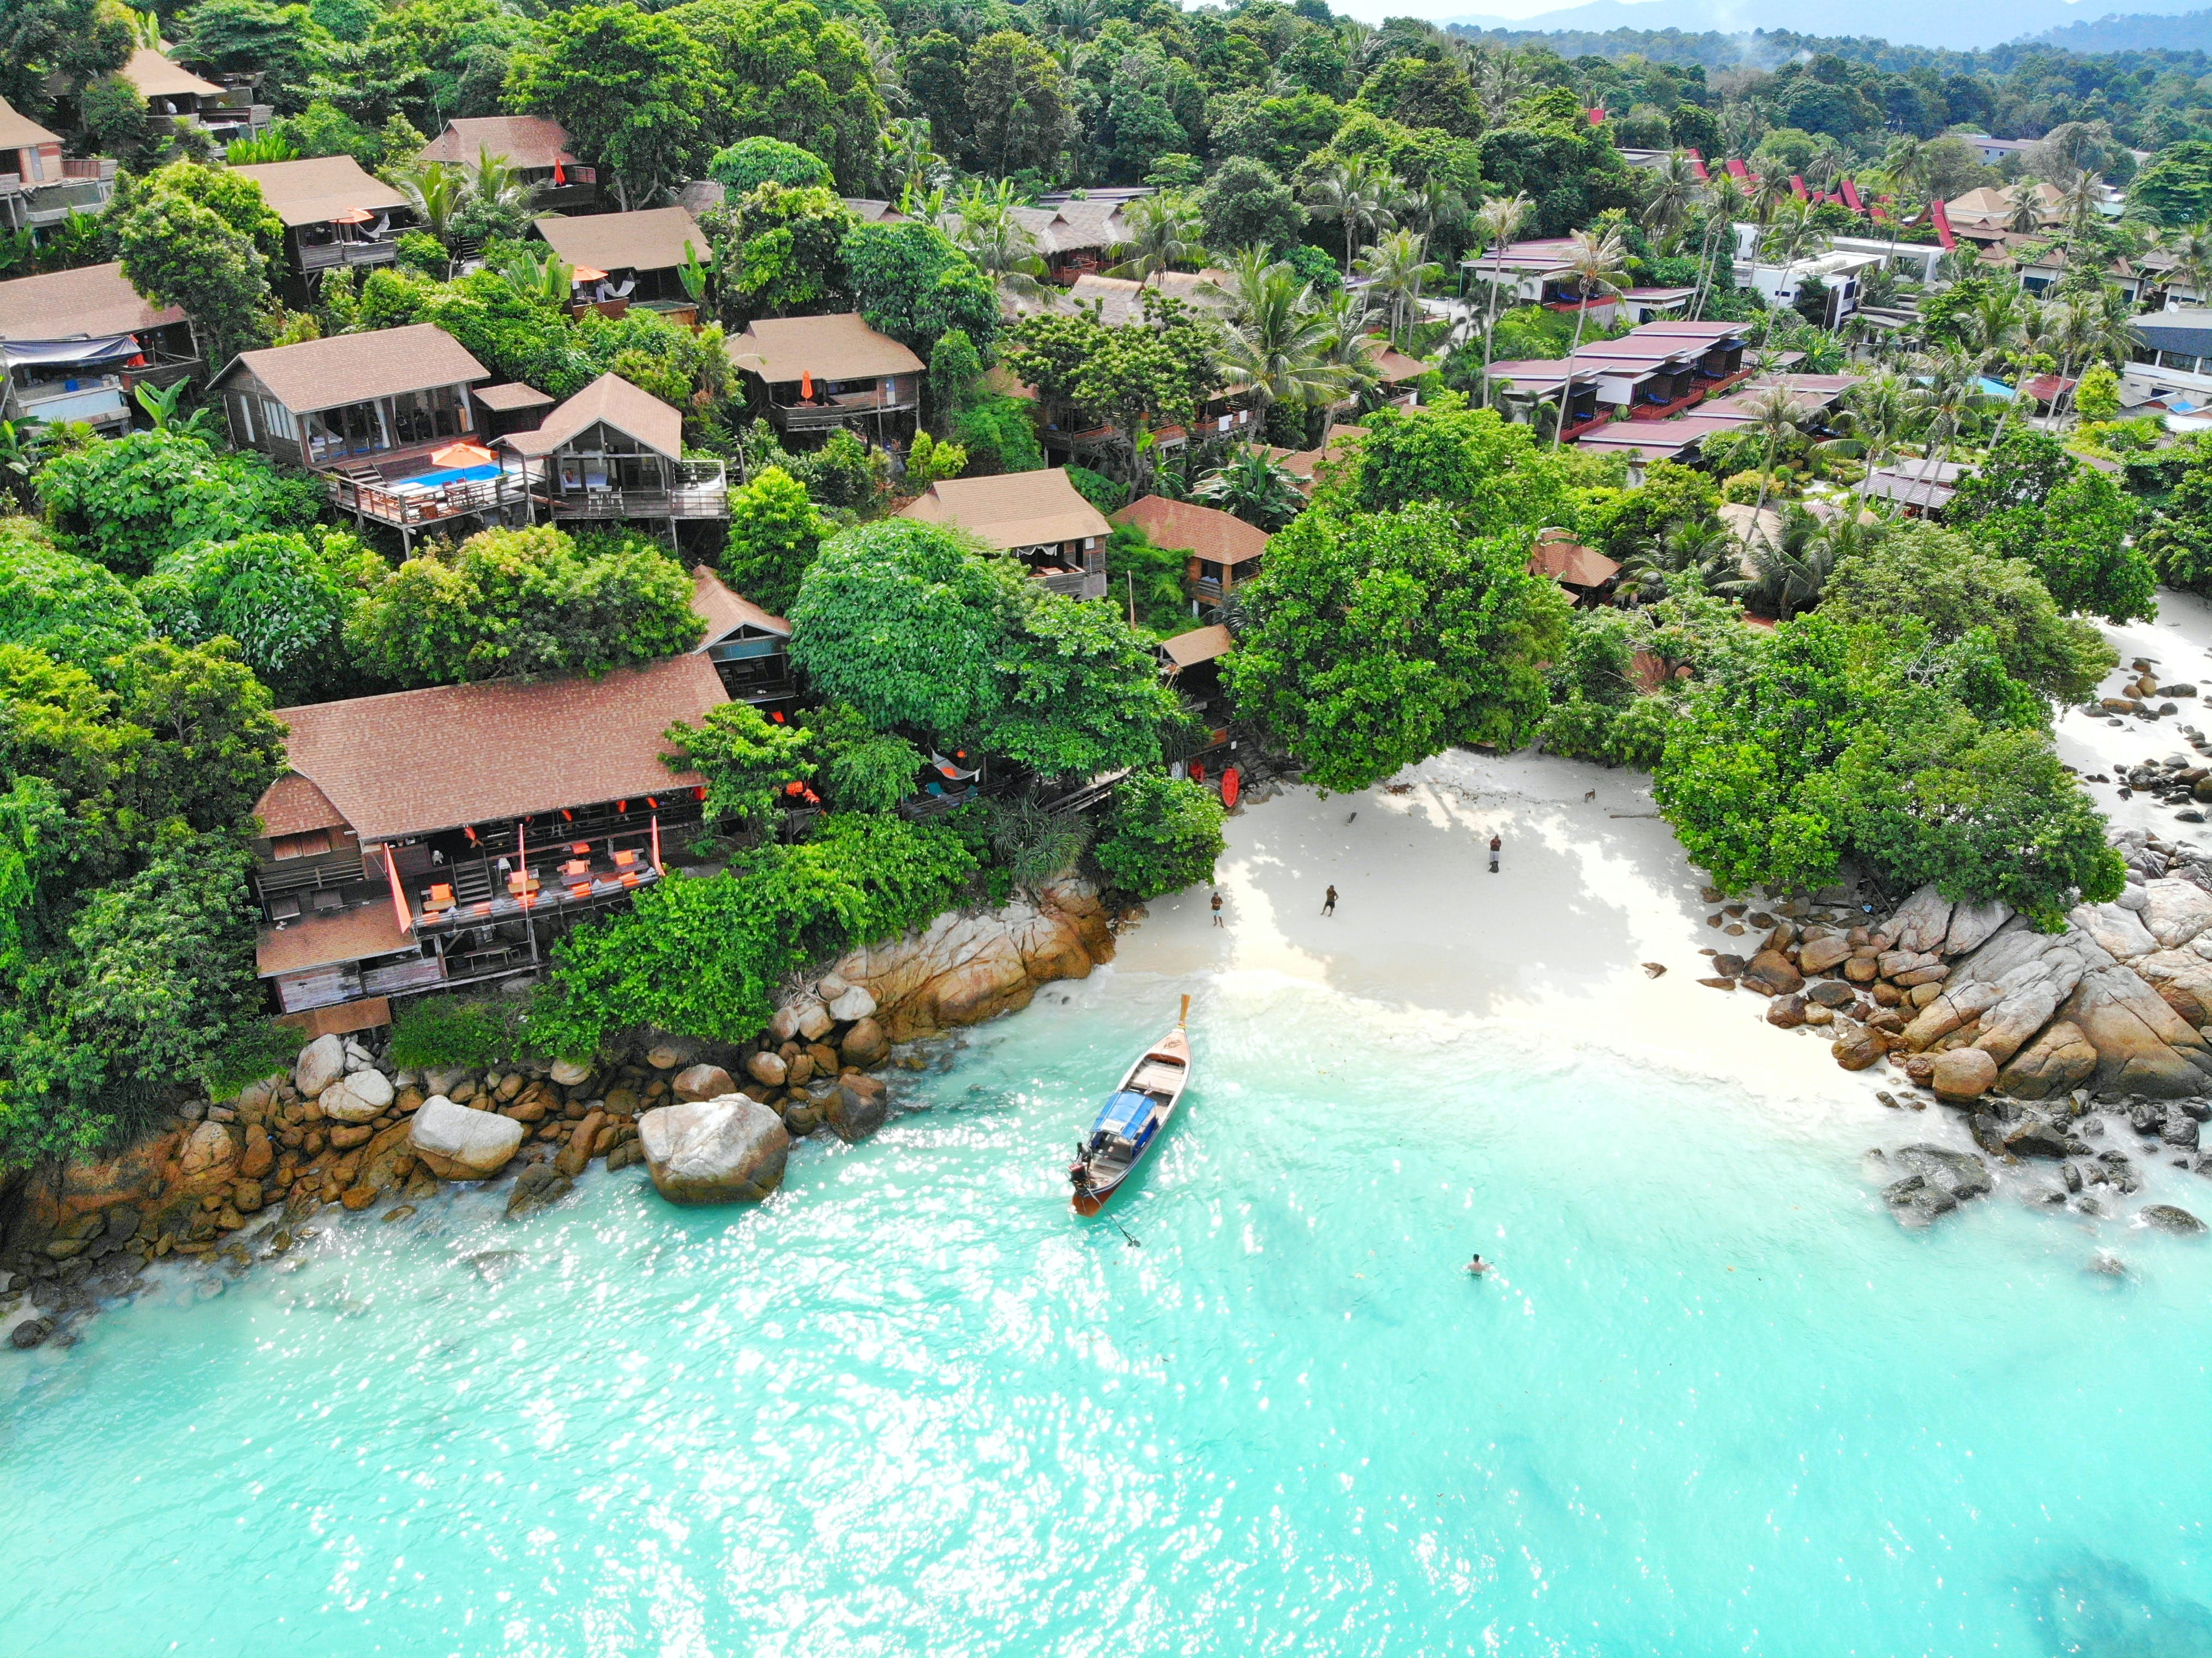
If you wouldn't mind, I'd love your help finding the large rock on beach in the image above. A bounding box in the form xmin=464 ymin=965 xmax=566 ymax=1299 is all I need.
xmin=550 ymin=1059 xmax=593 ymax=1088
xmin=2061 ymin=966 xmax=2212 ymax=1097
xmin=827 ymin=983 xmax=878 ymax=1023
xmin=294 ymin=1034 xmax=346 ymax=1099
xmin=1998 ymin=1021 xmax=2100 ymax=1100
xmin=1932 ymin=1047 xmax=1998 ymax=1101
xmin=2139 ymin=879 xmax=2212 ymax=950
xmin=1884 ymin=886 xmax=1954 ymax=955
xmin=1741 ymin=950 xmax=1803 ymax=996
xmin=2067 ymin=900 xmax=2160 ymax=964
xmin=674 ymin=1064 xmax=736 ymax=1102
xmin=746 ymin=1050 xmax=788 ymax=1088
xmin=408 ymin=1095 xmax=524 ymax=1180
xmin=637 ymin=1095 xmax=789 ymax=1204
xmin=1799 ymin=935 xmax=1854 ymax=974
xmin=320 ymin=1067 xmax=394 ymax=1123
xmin=826 ymin=1074 xmax=889 ymax=1143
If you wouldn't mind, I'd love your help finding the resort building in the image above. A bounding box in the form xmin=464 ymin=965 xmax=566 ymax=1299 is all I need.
xmin=500 ymin=371 xmax=727 ymax=529
xmin=0 ymin=96 xmax=117 ymax=233
xmin=841 ymin=197 xmax=910 ymax=225
xmin=1488 ymin=320 xmax=1755 ymax=440
xmin=230 ymin=155 xmax=412 ymax=278
xmin=1528 ymin=528 xmax=1621 ymax=604
xmin=533 ymin=206 xmax=707 ymax=313
xmin=900 ymin=468 xmax=1113 ymax=599
xmin=1061 ymin=271 xmax=1229 ymax=328
xmin=1111 ymin=495 xmax=1269 ymax=611
xmin=726 ymin=311 xmax=924 ymax=442
xmin=0 ymin=261 xmax=199 ymax=431
xmin=690 ymin=564 xmax=794 ymax=712
xmin=1011 ymin=199 xmax=1128 ymax=285
xmin=2123 ymin=309 xmax=2212 ymax=411
xmin=1859 ymin=456 xmax=1968 ymax=515
xmin=417 ymin=115 xmax=597 ymax=213
xmin=1156 ymin=624 xmax=1235 ymax=758
xmin=250 ymin=656 xmax=727 ymax=1035
xmin=117 ymin=50 xmax=271 ymax=145
xmin=212 ymin=323 xmax=529 ymax=544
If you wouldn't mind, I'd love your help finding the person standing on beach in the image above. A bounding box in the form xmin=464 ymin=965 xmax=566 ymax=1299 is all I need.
xmin=1323 ymin=885 xmax=1338 ymax=916
xmin=1211 ymin=890 xmax=1225 ymax=927
xmin=1488 ymin=834 xmax=1501 ymax=874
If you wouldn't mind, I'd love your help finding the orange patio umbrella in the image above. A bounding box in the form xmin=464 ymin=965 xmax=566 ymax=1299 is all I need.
xmin=570 ymin=265 xmax=608 ymax=284
xmin=800 ymin=369 xmax=814 ymax=400
xmin=431 ymin=441 xmax=497 ymax=467
xmin=330 ymin=207 xmax=375 ymax=224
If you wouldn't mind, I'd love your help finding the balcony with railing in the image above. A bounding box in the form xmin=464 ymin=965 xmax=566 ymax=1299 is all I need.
xmin=299 ymin=235 xmax=400 ymax=271
xmin=538 ymin=460 xmax=728 ymax=521
xmin=10 ymin=374 xmax=129 ymax=425
xmin=322 ymin=445 xmax=536 ymax=530
xmin=767 ymin=381 xmax=919 ymax=432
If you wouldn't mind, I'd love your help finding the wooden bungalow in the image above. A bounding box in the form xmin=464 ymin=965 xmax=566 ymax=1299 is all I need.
xmin=418 ymin=115 xmax=596 ymax=213
xmin=250 ymin=656 xmax=728 ymax=1031
xmin=231 ymin=155 xmax=412 ymax=278
xmin=728 ymin=311 xmax=924 ymax=442
xmin=470 ymin=380 xmax=556 ymax=441
xmin=500 ymin=371 xmax=726 ymax=528
xmin=901 ymin=469 xmax=1113 ymax=599
xmin=1860 ymin=456 xmax=1968 ymax=516
xmin=690 ymin=564 xmax=793 ymax=710
xmin=1011 ymin=199 xmax=1128 ymax=285
xmin=118 ymin=50 xmax=268 ymax=144
xmin=212 ymin=323 xmax=531 ymax=543
xmin=0 ymin=261 xmax=199 ymax=431
xmin=0 ymin=96 xmax=116 ymax=233
xmin=1111 ymin=495 xmax=1269 ymax=611
xmin=533 ymin=205 xmax=706 ymax=313
xmin=1156 ymin=623 xmax=1235 ymax=756
xmin=1528 ymin=528 xmax=1620 ymax=604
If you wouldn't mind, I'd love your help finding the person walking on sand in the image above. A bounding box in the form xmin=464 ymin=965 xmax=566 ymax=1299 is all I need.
xmin=1211 ymin=890 xmax=1225 ymax=928
xmin=1488 ymin=833 xmax=1501 ymax=874
xmin=1323 ymin=884 xmax=1338 ymax=916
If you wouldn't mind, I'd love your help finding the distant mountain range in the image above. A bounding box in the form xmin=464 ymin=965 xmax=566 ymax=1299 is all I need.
xmin=1442 ymin=0 xmax=2208 ymax=53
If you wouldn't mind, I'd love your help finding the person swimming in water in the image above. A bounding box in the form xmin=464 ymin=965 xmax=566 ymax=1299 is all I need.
xmin=1466 ymin=1253 xmax=1490 ymax=1275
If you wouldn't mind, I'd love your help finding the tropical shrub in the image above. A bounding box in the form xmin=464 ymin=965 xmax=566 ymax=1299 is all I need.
xmin=1092 ymin=771 xmax=1226 ymax=899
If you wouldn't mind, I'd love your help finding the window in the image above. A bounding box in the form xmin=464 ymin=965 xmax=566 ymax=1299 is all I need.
xmin=235 ymin=394 xmax=256 ymax=444
xmin=261 ymin=398 xmax=286 ymax=438
xmin=271 ymin=830 xmax=333 ymax=860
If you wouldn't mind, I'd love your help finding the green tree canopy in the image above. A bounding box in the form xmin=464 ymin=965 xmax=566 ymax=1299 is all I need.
xmin=111 ymin=163 xmax=285 ymax=365
xmin=666 ymin=0 xmax=887 ymax=193
xmin=137 ymin=528 xmax=380 ymax=702
xmin=1198 ymin=156 xmax=1306 ymax=254
xmin=722 ymin=464 xmax=827 ymax=616
xmin=840 ymin=220 xmax=1001 ymax=358
xmin=1092 ymin=771 xmax=1227 ymax=899
xmin=1227 ymin=498 xmax=1572 ymax=792
xmin=0 ymin=518 xmax=152 ymax=677
xmin=345 ymin=524 xmax=702 ymax=686
xmin=1339 ymin=398 xmax=1578 ymax=536
xmin=708 ymin=135 xmax=833 ymax=195
xmin=717 ymin=182 xmax=857 ymax=321
xmin=665 ymin=700 xmax=813 ymax=824
xmin=985 ymin=593 xmax=1178 ymax=779
xmin=1947 ymin=429 xmax=2156 ymax=624
xmin=34 ymin=427 xmax=325 ymax=580
xmin=503 ymin=4 xmax=714 ymax=210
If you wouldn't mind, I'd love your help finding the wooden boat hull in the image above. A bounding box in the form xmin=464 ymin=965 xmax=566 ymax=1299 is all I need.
xmin=1071 ymin=1008 xmax=1190 ymax=1215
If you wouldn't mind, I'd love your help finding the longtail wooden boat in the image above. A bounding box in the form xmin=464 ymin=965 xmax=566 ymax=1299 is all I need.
xmin=1069 ymin=994 xmax=1191 ymax=1216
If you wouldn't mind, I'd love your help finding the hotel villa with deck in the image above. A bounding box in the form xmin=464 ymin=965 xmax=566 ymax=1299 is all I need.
xmin=727 ymin=311 xmax=925 ymax=442
xmin=211 ymin=325 xmax=725 ymax=546
xmin=416 ymin=116 xmax=598 ymax=214
xmin=900 ymin=469 xmax=1114 ymax=600
xmin=230 ymin=155 xmax=413 ymax=280
xmin=117 ymin=49 xmax=273 ymax=147
xmin=1 ymin=95 xmax=118 ymax=233
xmin=250 ymin=655 xmax=728 ymax=1035
xmin=0 ymin=261 xmax=200 ymax=432
xmin=532 ymin=206 xmax=709 ymax=320
xmin=1110 ymin=495 xmax=1270 ymax=612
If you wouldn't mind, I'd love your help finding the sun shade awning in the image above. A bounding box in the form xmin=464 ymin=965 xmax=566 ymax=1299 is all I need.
xmin=2 ymin=335 xmax=142 ymax=369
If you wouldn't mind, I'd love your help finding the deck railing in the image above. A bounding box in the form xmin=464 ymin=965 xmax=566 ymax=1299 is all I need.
xmin=770 ymin=388 xmax=919 ymax=431
xmin=300 ymin=239 xmax=399 ymax=272
xmin=326 ymin=468 xmax=533 ymax=528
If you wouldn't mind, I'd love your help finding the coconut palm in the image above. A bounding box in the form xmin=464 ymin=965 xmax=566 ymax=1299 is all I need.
xmin=1838 ymin=373 xmax=1913 ymax=489
xmin=1736 ymin=382 xmax=1808 ymax=545
xmin=1355 ymin=227 xmax=1442 ymax=349
xmin=1471 ymin=189 xmax=1533 ymax=405
xmin=2054 ymin=286 xmax=2143 ymax=418
xmin=1304 ymin=158 xmax=1398 ymax=274
xmin=1641 ymin=149 xmax=1699 ymax=252
xmin=2161 ymin=220 xmax=2212 ymax=306
xmin=1618 ymin=519 xmax=1737 ymax=604
xmin=1759 ymin=200 xmax=1825 ymax=268
xmin=1909 ymin=349 xmax=1987 ymax=470
xmin=1722 ymin=503 xmax=1846 ymax=621
xmin=1690 ymin=174 xmax=1748 ymax=321
xmin=881 ymin=118 xmax=947 ymax=209
xmin=948 ymin=180 xmax=1052 ymax=303
xmin=1311 ymin=286 xmax=1384 ymax=441
xmin=1215 ymin=249 xmax=1345 ymax=419
xmin=2003 ymin=182 xmax=2047 ymax=236
xmin=1747 ymin=170 xmax=1793 ymax=226
xmin=394 ymin=160 xmax=466 ymax=249
xmin=1108 ymin=191 xmax=1204 ymax=289
xmin=1805 ymin=135 xmax=1848 ymax=196
xmin=1195 ymin=444 xmax=1307 ymax=529
xmin=1550 ymin=224 xmax=1628 ymax=453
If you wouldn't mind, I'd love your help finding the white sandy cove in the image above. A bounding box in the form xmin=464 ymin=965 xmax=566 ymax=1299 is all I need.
xmin=1114 ymin=746 xmax=1873 ymax=1110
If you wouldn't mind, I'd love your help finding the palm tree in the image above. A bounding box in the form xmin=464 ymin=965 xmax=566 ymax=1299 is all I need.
xmin=1304 ymin=158 xmax=1398 ymax=275
xmin=2003 ymin=182 xmax=2047 ymax=237
xmin=1737 ymin=382 xmax=1807 ymax=545
xmin=948 ymin=180 xmax=1051 ymax=303
xmin=1551 ymin=224 xmax=1628 ymax=453
xmin=1355 ymin=228 xmax=1442 ymax=349
xmin=1195 ymin=445 xmax=1307 ymax=529
xmin=1909 ymin=349 xmax=1986 ymax=471
xmin=881 ymin=118 xmax=946 ymax=210
xmin=1722 ymin=503 xmax=1846 ymax=621
xmin=1641 ymin=150 xmax=1699 ymax=253
xmin=394 ymin=160 xmax=465 ymax=250
xmin=1838 ymin=374 xmax=1912 ymax=498
xmin=1313 ymin=286 xmax=1384 ymax=439
xmin=1690 ymin=174 xmax=1748 ymax=321
xmin=460 ymin=145 xmax=538 ymax=238
xmin=2160 ymin=219 xmax=2212 ymax=307
xmin=1619 ymin=519 xmax=1736 ymax=604
xmin=2054 ymin=286 xmax=2143 ymax=419
xmin=1805 ymin=135 xmax=1848 ymax=197
xmin=1471 ymin=190 xmax=1533 ymax=406
xmin=1215 ymin=250 xmax=1345 ymax=422
xmin=1759 ymin=201 xmax=1825 ymax=269
xmin=488 ymin=239 xmax=574 ymax=306
xmin=1747 ymin=170 xmax=1792 ymax=226
xmin=1108 ymin=191 xmax=1204 ymax=290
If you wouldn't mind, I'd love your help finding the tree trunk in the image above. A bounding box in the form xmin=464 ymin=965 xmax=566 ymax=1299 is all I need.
xmin=1480 ymin=248 xmax=1508 ymax=407
xmin=1553 ymin=292 xmax=1590 ymax=454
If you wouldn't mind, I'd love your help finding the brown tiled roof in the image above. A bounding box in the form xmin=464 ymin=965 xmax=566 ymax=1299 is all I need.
xmin=690 ymin=566 xmax=788 ymax=643
xmin=214 ymin=323 xmax=489 ymax=414
xmin=1111 ymin=496 xmax=1269 ymax=564
xmin=1159 ymin=624 xmax=1234 ymax=668
xmin=900 ymin=468 xmax=1111 ymax=550
xmin=256 ymin=903 xmax=413 ymax=978
xmin=230 ymin=155 xmax=408 ymax=228
xmin=0 ymin=262 xmax=183 ymax=341
xmin=501 ymin=372 xmax=682 ymax=460
xmin=418 ymin=116 xmax=575 ymax=171
xmin=729 ymin=311 xmax=924 ymax=385
xmin=1063 ymin=270 xmax=1230 ymax=328
xmin=260 ymin=655 xmax=727 ymax=842
xmin=1010 ymin=199 xmax=1126 ymax=255
xmin=534 ymin=206 xmax=706 ymax=273
xmin=1529 ymin=529 xmax=1620 ymax=588
xmin=1278 ymin=425 xmax=1366 ymax=481
xmin=1365 ymin=340 xmax=1431 ymax=382
xmin=841 ymin=197 xmax=909 ymax=224
xmin=473 ymin=382 xmax=555 ymax=412
xmin=256 ymin=773 xmax=351 ymax=838
xmin=119 ymin=49 xmax=223 ymax=100
xmin=0 ymin=97 xmax=62 ymax=151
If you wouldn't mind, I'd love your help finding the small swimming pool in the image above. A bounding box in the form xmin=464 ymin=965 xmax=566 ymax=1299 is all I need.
xmin=393 ymin=462 xmax=503 ymax=491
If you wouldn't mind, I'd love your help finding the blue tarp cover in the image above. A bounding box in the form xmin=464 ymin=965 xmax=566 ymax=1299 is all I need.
xmin=1091 ymin=1090 xmax=1153 ymax=1139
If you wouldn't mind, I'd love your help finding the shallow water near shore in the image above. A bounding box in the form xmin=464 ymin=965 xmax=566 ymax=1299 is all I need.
xmin=6 ymin=965 xmax=2212 ymax=1656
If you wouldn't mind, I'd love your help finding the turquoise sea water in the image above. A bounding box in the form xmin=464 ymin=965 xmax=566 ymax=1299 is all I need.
xmin=7 ymin=967 xmax=2212 ymax=1656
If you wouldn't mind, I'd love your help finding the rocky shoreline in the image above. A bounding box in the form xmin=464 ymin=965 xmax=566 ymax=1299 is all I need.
xmin=0 ymin=878 xmax=1119 ymax=1352
xmin=1696 ymin=847 xmax=2212 ymax=1235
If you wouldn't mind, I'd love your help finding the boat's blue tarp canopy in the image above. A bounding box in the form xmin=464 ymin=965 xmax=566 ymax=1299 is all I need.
xmin=1091 ymin=1090 xmax=1152 ymax=1139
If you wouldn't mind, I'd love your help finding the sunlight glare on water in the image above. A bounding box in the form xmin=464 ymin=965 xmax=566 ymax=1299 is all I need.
xmin=4 ymin=966 xmax=2212 ymax=1656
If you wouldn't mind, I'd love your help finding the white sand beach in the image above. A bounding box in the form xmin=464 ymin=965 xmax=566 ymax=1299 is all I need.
xmin=2059 ymin=586 xmax=2212 ymax=840
xmin=1115 ymin=747 xmax=1871 ymax=1107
